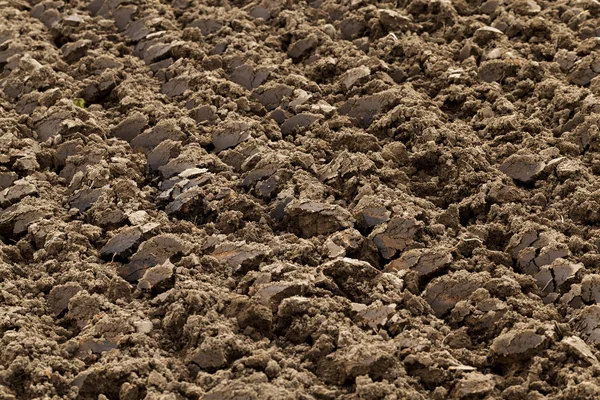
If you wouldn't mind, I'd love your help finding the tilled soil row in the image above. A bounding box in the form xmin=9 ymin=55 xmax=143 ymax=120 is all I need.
xmin=3 ymin=0 xmax=600 ymax=398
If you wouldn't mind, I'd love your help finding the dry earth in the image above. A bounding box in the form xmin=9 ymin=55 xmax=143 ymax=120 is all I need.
xmin=3 ymin=0 xmax=600 ymax=399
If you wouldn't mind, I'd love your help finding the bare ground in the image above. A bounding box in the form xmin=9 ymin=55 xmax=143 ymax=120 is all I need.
xmin=3 ymin=0 xmax=600 ymax=399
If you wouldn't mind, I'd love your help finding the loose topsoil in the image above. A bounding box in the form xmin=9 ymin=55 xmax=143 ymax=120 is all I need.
xmin=4 ymin=0 xmax=600 ymax=399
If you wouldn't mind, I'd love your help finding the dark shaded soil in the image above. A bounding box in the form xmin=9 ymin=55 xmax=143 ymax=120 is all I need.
xmin=3 ymin=0 xmax=600 ymax=398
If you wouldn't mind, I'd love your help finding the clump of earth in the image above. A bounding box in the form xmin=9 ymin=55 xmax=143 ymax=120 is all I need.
xmin=3 ymin=0 xmax=600 ymax=399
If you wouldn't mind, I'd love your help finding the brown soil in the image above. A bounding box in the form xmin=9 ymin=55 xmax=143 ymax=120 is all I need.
xmin=3 ymin=0 xmax=600 ymax=398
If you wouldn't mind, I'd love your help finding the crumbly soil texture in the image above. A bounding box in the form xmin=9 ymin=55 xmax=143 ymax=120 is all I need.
xmin=5 ymin=0 xmax=600 ymax=398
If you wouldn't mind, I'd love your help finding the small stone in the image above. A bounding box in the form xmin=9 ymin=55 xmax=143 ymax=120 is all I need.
xmin=92 ymin=56 xmax=124 ymax=71
xmin=149 ymin=58 xmax=173 ymax=72
xmin=243 ymin=168 xmax=276 ymax=188
xmin=499 ymin=154 xmax=545 ymax=183
xmin=473 ymin=26 xmax=504 ymax=44
xmin=322 ymin=228 xmax=377 ymax=263
xmin=568 ymin=60 xmax=598 ymax=86
xmin=140 ymin=222 xmax=160 ymax=233
xmin=484 ymin=48 xmax=505 ymax=61
xmin=56 ymin=140 xmax=82 ymax=167
xmin=340 ymin=66 xmax=371 ymax=90
xmin=13 ymin=156 xmax=40 ymax=172
xmin=15 ymin=92 xmax=39 ymax=115
xmin=63 ymin=14 xmax=85 ymax=25
xmin=249 ymin=6 xmax=271 ymax=20
xmin=319 ymin=151 xmax=375 ymax=182
xmin=480 ymin=0 xmax=501 ymax=14
xmin=555 ymin=51 xmax=577 ymax=72
xmin=311 ymin=101 xmax=336 ymax=116
xmin=165 ymin=186 xmax=204 ymax=216
xmin=94 ymin=209 xmax=127 ymax=228
xmin=322 ymin=24 xmax=336 ymax=38
xmin=133 ymin=320 xmax=153 ymax=334
xmin=78 ymin=338 xmax=118 ymax=355
xmin=255 ymin=174 xmax=279 ymax=198
xmin=505 ymin=228 xmax=538 ymax=259
xmin=179 ymin=167 xmax=208 ymax=179
xmin=544 ymin=157 xmax=566 ymax=173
